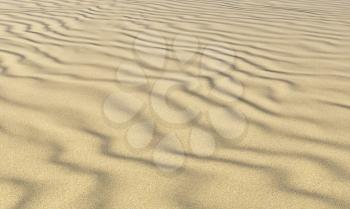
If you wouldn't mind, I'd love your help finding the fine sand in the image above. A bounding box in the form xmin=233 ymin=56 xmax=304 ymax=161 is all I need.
xmin=1 ymin=0 xmax=350 ymax=208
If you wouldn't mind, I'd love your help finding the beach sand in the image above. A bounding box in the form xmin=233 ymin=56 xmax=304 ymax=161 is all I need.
xmin=0 ymin=0 xmax=350 ymax=208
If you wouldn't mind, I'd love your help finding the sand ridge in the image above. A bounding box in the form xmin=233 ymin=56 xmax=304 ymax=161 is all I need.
xmin=0 ymin=0 xmax=350 ymax=208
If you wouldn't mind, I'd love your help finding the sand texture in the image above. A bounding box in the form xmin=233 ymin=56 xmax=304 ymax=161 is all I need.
xmin=0 ymin=0 xmax=350 ymax=208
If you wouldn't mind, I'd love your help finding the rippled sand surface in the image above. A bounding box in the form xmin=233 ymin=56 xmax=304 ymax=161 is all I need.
xmin=1 ymin=0 xmax=350 ymax=208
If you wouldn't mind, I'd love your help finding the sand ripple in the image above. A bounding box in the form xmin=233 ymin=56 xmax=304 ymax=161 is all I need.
xmin=0 ymin=0 xmax=350 ymax=208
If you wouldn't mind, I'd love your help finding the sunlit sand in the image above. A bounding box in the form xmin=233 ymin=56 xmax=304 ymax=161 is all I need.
xmin=0 ymin=0 xmax=350 ymax=208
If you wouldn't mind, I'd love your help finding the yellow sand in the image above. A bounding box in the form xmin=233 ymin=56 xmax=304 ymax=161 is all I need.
xmin=0 ymin=0 xmax=350 ymax=208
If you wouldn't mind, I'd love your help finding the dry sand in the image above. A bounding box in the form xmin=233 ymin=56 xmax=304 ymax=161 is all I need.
xmin=1 ymin=0 xmax=350 ymax=208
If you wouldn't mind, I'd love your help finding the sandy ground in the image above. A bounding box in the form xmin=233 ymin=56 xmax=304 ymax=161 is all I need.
xmin=0 ymin=0 xmax=350 ymax=208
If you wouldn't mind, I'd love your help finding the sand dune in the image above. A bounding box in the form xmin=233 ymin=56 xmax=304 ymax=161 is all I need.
xmin=0 ymin=0 xmax=350 ymax=208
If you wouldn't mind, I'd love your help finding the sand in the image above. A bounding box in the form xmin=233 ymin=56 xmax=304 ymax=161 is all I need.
xmin=0 ymin=0 xmax=350 ymax=208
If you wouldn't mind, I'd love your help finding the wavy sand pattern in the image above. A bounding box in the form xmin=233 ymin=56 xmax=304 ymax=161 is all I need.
xmin=1 ymin=0 xmax=350 ymax=208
